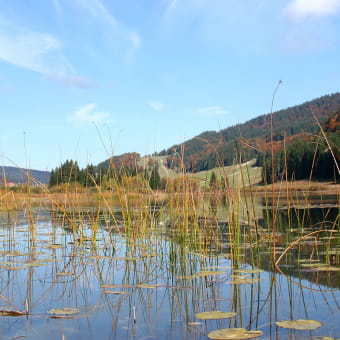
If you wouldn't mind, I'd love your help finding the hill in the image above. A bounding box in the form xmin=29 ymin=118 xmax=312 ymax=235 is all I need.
xmin=95 ymin=92 xmax=340 ymax=185
xmin=158 ymin=92 xmax=340 ymax=173
xmin=0 ymin=166 xmax=50 ymax=185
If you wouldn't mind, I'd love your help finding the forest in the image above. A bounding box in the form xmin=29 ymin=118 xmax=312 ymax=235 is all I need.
xmin=159 ymin=92 xmax=340 ymax=174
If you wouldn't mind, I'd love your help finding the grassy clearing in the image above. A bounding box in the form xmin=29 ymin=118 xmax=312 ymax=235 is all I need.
xmin=191 ymin=159 xmax=263 ymax=189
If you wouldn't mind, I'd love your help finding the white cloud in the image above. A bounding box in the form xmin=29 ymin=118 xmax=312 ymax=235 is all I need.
xmin=70 ymin=103 xmax=110 ymax=125
xmin=284 ymin=0 xmax=340 ymax=19
xmin=148 ymin=101 xmax=164 ymax=111
xmin=0 ymin=15 xmax=92 ymax=88
xmin=197 ymin=106 xmax=228 ymax=117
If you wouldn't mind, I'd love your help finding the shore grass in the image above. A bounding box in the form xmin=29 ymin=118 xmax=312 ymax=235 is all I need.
xmin=0 ymin=179 xmax=338 ymax=211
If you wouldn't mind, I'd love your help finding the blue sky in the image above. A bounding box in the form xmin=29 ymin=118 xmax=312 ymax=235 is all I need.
xmin=0 ymin=0 xmax=339 ymax=170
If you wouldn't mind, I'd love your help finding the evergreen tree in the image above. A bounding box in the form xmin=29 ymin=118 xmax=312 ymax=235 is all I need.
xmin=149 ymin=166 xmax=160 ymax=190
xmin=209 ymin=171 xmax=217 ymax=190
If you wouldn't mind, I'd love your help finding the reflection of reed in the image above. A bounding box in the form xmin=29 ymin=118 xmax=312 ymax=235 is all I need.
xmin=0 ymin=197 xmax=338 ymax=339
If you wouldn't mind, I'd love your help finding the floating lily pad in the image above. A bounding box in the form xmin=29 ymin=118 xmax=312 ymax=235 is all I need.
xmin=0 ymin=310 xmax=27 ymax=316
xmin=115 ymin=257 xmax=139 ymax=261
xmin=195 ymin=311 xmax=237 ymax=320
xmin=176 ymin=275 xmax=196 ymax=280
xmin=229 ymin=275 xmax=250 ymax=279
xmin=48 ymin=308 xmax=80 ymax=315
xmin=233 ymin=269 xmax=263 ymax=274
xmin=56 ymin=272 xmax=75 ymax=276
xmin=208 ymin=328 xmax=263 ymax=339
xmin=101 ymin=284 xmax=132 ymax=289
xmin=47 ymin=245 xmax=63 ymax=249
xmin=104 ymin=290 xmax=129 ymax=295
xmin=276 ymin=319 xmax=322 ymax=330
xmin=136 ymin=284 xmax=159 ymax=289
xmin=195 ymin=271 xmax=227 ymax=277
xmin=311 ymin=266 xmax=340 ymax=272
xmin=228 ymin=278 xmax=261 ymax=285
xmin=0 ymin=266 xmax=24 ymax=270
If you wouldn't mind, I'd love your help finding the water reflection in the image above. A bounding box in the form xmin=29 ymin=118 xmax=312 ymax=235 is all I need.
xmin=0 ymin=204 xmax=338 ymax=339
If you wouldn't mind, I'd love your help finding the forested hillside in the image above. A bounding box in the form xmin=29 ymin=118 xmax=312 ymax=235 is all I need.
xmin=262 ymin=111 xmax=340 ymax=183
xmin=159 ymin=93 xmax=340 ymax=173
xmin=97 ymin=152 xmax=141 ymax=171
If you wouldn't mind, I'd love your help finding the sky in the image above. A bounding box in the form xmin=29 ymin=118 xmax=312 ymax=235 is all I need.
xmin=0 ymin=0 xmax=340 ymax=171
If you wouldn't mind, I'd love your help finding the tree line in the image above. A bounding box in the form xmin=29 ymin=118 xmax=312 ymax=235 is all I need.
xmin=260 ymin=113 xmax=340 ymax=183
xmin=49 ymin=159 xmax=164 ymax=190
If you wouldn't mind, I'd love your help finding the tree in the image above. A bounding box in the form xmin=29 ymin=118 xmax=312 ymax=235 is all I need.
xmin=209 ymin=171 xmax=217 ymax=190
xmin=49 ymin=160 xmax=81 ymax=187
xmin=149 ymin=166 xmax=161 ymax=190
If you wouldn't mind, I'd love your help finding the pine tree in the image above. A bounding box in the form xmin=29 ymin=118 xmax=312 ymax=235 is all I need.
xmin=149 ymin=166 xmax=160 ymax=190
xmin=209 ymin=171 xmax=217 ymax=190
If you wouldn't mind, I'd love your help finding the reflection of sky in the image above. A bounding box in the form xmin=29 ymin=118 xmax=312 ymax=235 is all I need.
xmin=0 ymin=212 xmax=338 ymax=339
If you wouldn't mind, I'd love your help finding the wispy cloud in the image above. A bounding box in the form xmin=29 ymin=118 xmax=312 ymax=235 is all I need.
xmin=72 ymin=0 xmax=141 ymax=60
xmin=148 ymin=101 xmax=164 ymax=111
xmin=284 ymin=0 xmax=340 ymax=19
xmin=69 ymin=103 xmax=110 ymax=125
xmin=197 ymin=106 xmax=228 ymax=117
xmin=0 ymin=15 xmax=92 ymax=88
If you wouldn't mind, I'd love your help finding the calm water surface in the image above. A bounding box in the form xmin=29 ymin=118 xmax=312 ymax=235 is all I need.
xmin=0 ymin=203 xmax=338 ymax=340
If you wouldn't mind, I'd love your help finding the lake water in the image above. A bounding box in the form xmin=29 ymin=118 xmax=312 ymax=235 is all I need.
xmin=0 ymin=200 xmax=338 ymax=340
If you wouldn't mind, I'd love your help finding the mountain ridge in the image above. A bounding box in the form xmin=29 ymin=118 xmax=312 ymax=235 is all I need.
xmin=0 ymin=166 xmax=50 ymax=185
xmin=157 ymin=92 xmax=340 ymax=172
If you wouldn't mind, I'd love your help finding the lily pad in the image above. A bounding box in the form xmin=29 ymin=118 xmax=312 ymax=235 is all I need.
xmin=0 ymin=310 xmax=27 ymax=316
xmin=233 ymin=269 xmax=263 ymax=274
xmin=101 ymin=284 xmax=132 ymax=289
xmin=228 ymin=278 xmax=261 ymax=285
xmin=136 ymin=284 xmax=163 ymax=289
xmin=276 ymin=319 xmax=322 ymax=330
xmin=208 ymin=328 xmax=263 ymax=339
xmin=195 ymin=270 xmax=227 ymax=277
xmin=48 ymin=307 xmax=80 ymax=315
xmin=311 ymin=266 xmax=340 ymax=272
xmin=196 ymin=311 xmax=237 ymax=320
xmin=104 ymin=290 xmax=129 ymax=295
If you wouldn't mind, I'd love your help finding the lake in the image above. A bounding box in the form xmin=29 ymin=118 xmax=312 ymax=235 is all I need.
xmin=0 ymin=195 xmax=338 ymax=340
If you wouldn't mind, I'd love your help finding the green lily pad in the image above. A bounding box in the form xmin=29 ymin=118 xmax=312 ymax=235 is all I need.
xmin=208 ymin=328 xmax=263 ymax=339
xmin=195 ymin=311 xmax=237 ymax=320
xmin=276 ymin=319 xmax=322 ymax=330
xmin=48 ymin=308 xmax=80 ymax=315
